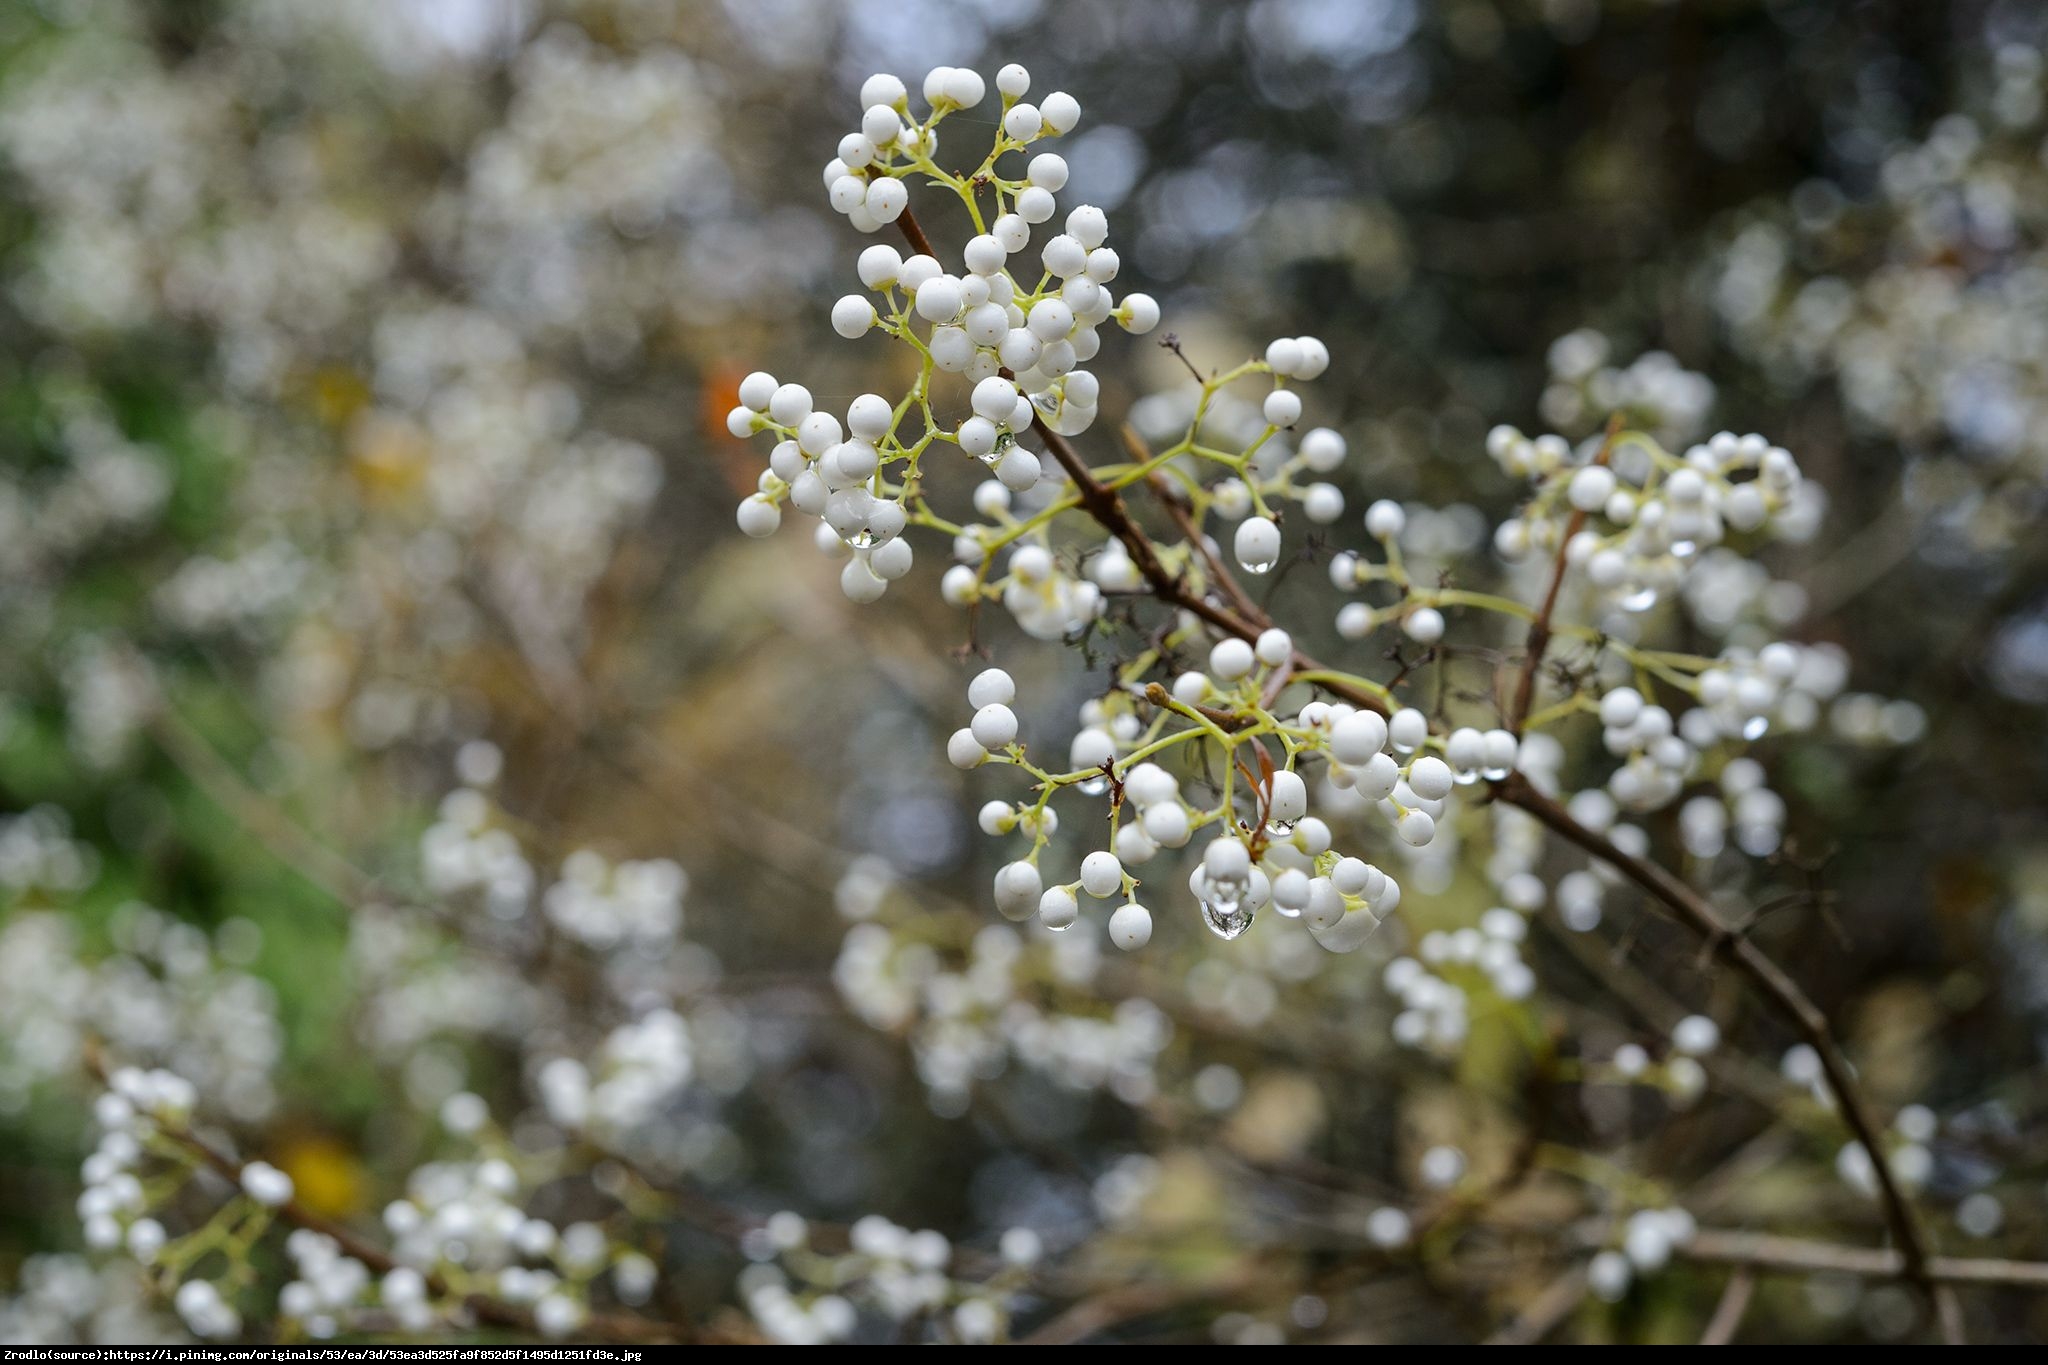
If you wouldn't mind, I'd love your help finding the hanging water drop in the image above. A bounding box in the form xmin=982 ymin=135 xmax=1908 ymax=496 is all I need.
xmin=1200 ymin=894 xmax=1256 ymax=940
xmin=1192 ymin=868 xmax=1254 ymax=940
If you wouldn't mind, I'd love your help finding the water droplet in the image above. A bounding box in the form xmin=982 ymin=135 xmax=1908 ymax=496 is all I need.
xmin=1272 ymin=901 xmax=1301 ymax=920
xmin=1200 ymin=896 xmax=1256 ymax=940
xmin=1617 ymin=585 xmax=1659 ymax=612
xmin=1240 ymin=559 xmax=1275 ymax=575
xmin=1264 ymin=818 xmax=1295 ymax=837
xmin=1481 ymin=765 xmax=1510 ymax=781
xmin=845 ymin=528 xmax=878 ymax=549
xmin=1077 ymin=776 xmax=1108 ymax=796
xmin=1045 ymin=920 xmax=1071 ymax=932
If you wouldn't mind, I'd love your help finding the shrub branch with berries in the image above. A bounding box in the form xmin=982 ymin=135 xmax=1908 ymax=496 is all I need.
xmin=718 ymin=59 xmax=2016 ymax=1340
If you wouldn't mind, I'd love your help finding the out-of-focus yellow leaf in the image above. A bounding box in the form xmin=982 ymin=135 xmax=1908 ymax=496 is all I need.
xmin=276 ymin=1133 xmax=367 ymax=1220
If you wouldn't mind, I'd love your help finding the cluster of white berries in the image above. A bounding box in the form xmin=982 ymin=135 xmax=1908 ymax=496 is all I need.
xmin=1379 ymin=910 xmax=1539 ymax=1055
xmin=277 ymin=1232 xmax=377 ymax=1339
xmin=949 ymin=662 xmax=1425 ymax=950
xmin=537 ymin=1008 xmax=692 ymax=1138
xmin=835 ymin=912 xmax=1171 ymax=1113
xmin=0 ymin=1253 xmax=173 ymax=1343
xmin=91 ymin=1064 xmax=563 ymax=1347
xmin=1 ymin=905 xmax=282 ymax=1125
xmin=542 ymin=851 xmax=688 ymax=951
xmin=375 ymin=1157 xmax=635 ymax=1339
xmin=738 ymin=1211 xmax=1038 ymax=1345
xmin=1679 ymin=757 xmax=1788 ymax=859
xmin=172 ymin=1279 xmax=240 ymax=1340
xmin=420 ymin=786 xmax=536 ymax=920
xmin=1594 ymin=1015 xmax=1718 ymax=1109
xmin=78 ymin=1077 xmax=186 ymax=1261
xmin=81 ymin=1068 xmax=250 ymax=1338
xmin=1489 ymin=425 xmax=1822 ymax=623
xmin=1837 ymin=1104 xmax=1938 ymax=1198
xmin=727 ymin=62 xmax=1165 ymax=612
xmin=1541 ymin=330 xmax=1715 ymax=443
xmin=1586 ymin=1206 xmax=1700 ymax=1303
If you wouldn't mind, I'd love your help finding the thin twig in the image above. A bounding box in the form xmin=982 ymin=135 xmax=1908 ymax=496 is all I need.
xmin=151 ymin=707 xmax=379 ymax=910
xmin=1682 ymin=1229 xmax=2048 ymax=1290
xmin=1021 ymin=1263 xmax=1263 ymax=1345
xmin=1485 ymin=1265 xmax=1587 ymax=1345
xmin=1502 ymin=776 xmax=1943 ymax=1306
xmin=1700 ymin=1268 xmax=1754 ymax=1344
xmin=1506 ymin=413 xmax=1620 ymax=734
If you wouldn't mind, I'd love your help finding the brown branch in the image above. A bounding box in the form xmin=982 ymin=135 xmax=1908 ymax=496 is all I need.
xmin=1506 ymin=413 xmax=1620 ymax=733
xmin=895 ymin=204 xmax=939 ymax=259
xmin=1122 ymin=423 xmax=1273 ymax=630
xmin=1029 ymin=406 xmax=1267 ymax=646
xmin=1499 ymin=775 xmax=1947 ymax=1316
xmin=1021 ymin=1262 xmax=1264 ymax=1345
xmin=1700 ymin=1268 xmax=1754 ymax=1345
xmin=1682 ymin=1229 xmax=2048 ymax=1291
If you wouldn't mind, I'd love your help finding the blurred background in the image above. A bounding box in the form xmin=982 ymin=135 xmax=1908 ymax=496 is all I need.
xmin=3 ymin=0 xmax=2047 ymax=1345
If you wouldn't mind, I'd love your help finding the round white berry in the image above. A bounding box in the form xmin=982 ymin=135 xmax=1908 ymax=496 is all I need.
xmin=1209 ymin=637 xmax=1255 ymax=681
xmin=832 ymin=294 xmax=877 ymax=338
xmin=1569 ymin=464 xmax=1617 ymax=512
xmin=1038 ymin=885 xmax=1078 ymax=930
xmin=1003 ymin=103 xmax=1043 ymax=140
xmin=738 ymin=371 xmax=778 ymax=411
xmin=1403 ymin=607 xmax=1445 ymax=645
xmin=1234 ymin=516 xmax=1281 ymax=573
xmin=865 ymin=177 xmax=908 ymax=223
xmin=972 ymin=376 xmax=1020 ymax=421
xmin=1027 ymin=298 xmax=1074 ymax=340
xmin=1407 ymin=756 xmax=1454 ymax=801
xmin=970 ymin=703 xmax=1018 ymax=750
xmin=1365 ymin=499 xmax=1406 ymax=540
xmin=1040 ymin=90 xmax=1081 ymax=134
xmin=1330 ymin=711 xmax=1389 ymax=765
xmin=1299 ymin=427 xmax=1346 ymax=471
xmin=1079 ymin=851 xmax=1123 ymax=899
xmin=947 ymin=728 xmax=985 ymax=769
xmin=861 ymin=73 xmax=908 ymax=108
xmin=1107 ymin=902 xmax=1152 ymax=949
xmin=769 ymin=383 xmax=813 ymax=426
xmin=967 ymin=668 xmax=1015 ymax=708
xmin=993 ymin=860 xmax=1042 ymax=921
xmin=1304 ymin=483 xmax=1345 ymax=523
xmin=736 ymin=496 xmax=781 ymax=538
xmin=1292 ymin=337 xmax=1330 ymax=379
